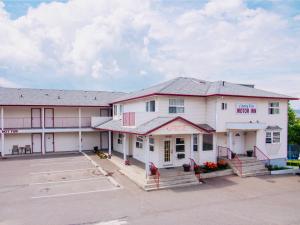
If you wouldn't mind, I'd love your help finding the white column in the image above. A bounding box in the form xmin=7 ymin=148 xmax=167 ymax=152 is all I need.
xmin=190 ymin=134 xmax=194 ymax=161
xmin=145 ymin=136 xmax=150 ymax=177
xmin=108 ymin=131 xmax=112 ymax=155
xmin=227 ymin=131 xmax=233 ymax=159
xmin=1 ymin=107 xmax=4 ymax=157
xmin=122 ymin=133 xmax=126 ymax=162
xmin=78 ymin=107 xmax=82 ymax=152
xmin=198 ymin=134 xmax=203 ymax=163
xmin=41 ymin=107 xmax=45 ymax=155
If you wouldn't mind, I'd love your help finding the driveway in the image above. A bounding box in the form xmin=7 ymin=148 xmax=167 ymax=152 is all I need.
xmin=0 ymin=153 xmax=299 ymax=225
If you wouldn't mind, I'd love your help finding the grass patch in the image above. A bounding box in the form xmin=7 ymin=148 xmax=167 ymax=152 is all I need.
xmin=287 ymin=160 xmax=300 ymax=167
xmin=266 ymin=165 xmax=291 ymax=171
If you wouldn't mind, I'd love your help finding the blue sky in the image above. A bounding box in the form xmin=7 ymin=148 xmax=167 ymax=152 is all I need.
xmin=0 ymin=0 xmax=299 ymax=108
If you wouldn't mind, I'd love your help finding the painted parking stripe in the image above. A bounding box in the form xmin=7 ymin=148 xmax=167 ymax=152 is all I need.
xmin=30 ymin=177 xmax=106 ymax=185
xmin=30 ymin=168 xmax=95 ymax=175
xmin=30 ymin=160 xmax=90 ymax=167
xmin=31 ymin=187 xmax=121 ymax=199
xmin=93 ymin=219 xmax=128 ymax=225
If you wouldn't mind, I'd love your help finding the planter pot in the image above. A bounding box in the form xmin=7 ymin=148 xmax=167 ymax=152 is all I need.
xmin=150 ymin=168 xmax=158 ymax=176
xmin=246 ymin=150 xmax=253 ymax=157
xmin=183 ymin=164 xmax=191 ymax=172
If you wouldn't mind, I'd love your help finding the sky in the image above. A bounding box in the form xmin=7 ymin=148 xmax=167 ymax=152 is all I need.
xmin=0 ymin=0 xmax=299 ymax=108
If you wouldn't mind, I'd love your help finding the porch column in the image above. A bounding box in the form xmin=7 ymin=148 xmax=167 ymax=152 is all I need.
xmin=41 ymin=107 xmax=45 ymax=155
xmin=144 ymin=136 xmax=150 ymax=177
xmin=78 ymin=107 xmax=82 ymax=152
xmin=108 ymin=131 xmax=112 ymax=156
xmin=122 ymin=133 xmax=127 ymax=162
xmin=190 ymin=134 xmax=194 ymax=164
xmin=1 ymin=107 xmax=4 ymax=157
xmin=227 ymin=130 xmax=233 ymax=159
xmin=198 ymin=134 xmax=203 ymax=161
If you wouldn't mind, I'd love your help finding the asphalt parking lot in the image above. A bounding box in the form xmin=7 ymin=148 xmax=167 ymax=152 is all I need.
xmin=0 ymin=153 xmax=300 ymax=225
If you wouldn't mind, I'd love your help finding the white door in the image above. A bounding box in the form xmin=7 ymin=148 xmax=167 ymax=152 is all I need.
xmin=45 ymin=108 xmax=54 ymax=128
xmin=233 ymin=132 xmax=244 ymax=155
xmin=32 ymin=134 xmax=42 ymax=153
xmin=163 ymin=139 xmax=173 ymax=166
xmin=101 ymin=132 xmax=108 ymax=149
xmin=45 ymin=133 xmax=54 ymax=153
xmin=31 ymin=108 xmax=41 ymax=128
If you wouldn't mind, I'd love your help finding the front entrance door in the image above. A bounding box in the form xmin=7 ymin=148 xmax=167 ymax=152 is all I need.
xmin=233 ymin=132 xmax=244 ymax=154
xmin=45 ymin=133 xmax=54 ymax=153
xmin=32 ymin=133 xmax=42 ymax=153
xmin=163 ymin=139 xmax=173 ymax=166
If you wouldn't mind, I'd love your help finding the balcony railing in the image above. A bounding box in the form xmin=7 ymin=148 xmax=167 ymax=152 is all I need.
xmin=1 ymin=117 xmax=92 ymax=129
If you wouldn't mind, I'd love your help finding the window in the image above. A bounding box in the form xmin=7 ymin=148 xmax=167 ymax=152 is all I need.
xmin=175 ymin=138 xmax=185 ymax=159
xmin=221 ymin=103 xmax=227 ymax=110
xmin=268 ymin=102 xmax=279 ymax=114
xmin=113 ymin=105 xmax=117 ymax=116
xmin=117 ymin=133 xmax=123 ymax=144
xmin=119 ymin=105 xmax=123 ymax=115
xmin=169 ymin=99 xmax=184 ymax=113
xmin=136 ymin=136 xmax=143 ymax=149
xmin=146 ymin=100 xmax=155 ymax=112
xmin=203 ymin=134 xmax=213 ymax=151
xmin=193 ymin=134 xmax=198 ymax=151
xmin=266 ymin=131 xmax=280 ymax=144
xmin=149 ymin=137 xmax=154 ymax=151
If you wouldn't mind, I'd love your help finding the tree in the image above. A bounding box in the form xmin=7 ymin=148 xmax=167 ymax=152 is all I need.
xmin=288 ymin=104 xmax=300 ymax=145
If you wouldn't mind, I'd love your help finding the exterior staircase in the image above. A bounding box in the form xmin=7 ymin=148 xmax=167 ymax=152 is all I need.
xmin=228 ymin=156 xmax=270 ymax=177
xmin=144 ymin=168 xmax=199 ymax=191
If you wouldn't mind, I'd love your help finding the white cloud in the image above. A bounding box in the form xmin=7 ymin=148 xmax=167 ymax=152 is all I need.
xmin=0 ymin=0 xmax=299 ymax=105
xmin=0 ymin=77 xmax=20 ymax=88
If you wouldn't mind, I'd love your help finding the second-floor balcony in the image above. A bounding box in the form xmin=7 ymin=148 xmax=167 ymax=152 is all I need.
xmin=1 ymin=117 xmax=93 ymax=129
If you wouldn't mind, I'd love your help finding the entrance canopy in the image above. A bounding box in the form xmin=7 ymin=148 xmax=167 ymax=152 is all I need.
xmin=94 ymin=116 xmax=215 ymax=135
xmin=226 ymin=122 xmax=266 ymax=130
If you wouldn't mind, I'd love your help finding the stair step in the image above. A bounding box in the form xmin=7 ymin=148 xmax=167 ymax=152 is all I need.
xmin=146 ymin=176 xmax=198 ymax=185
xmin=144 ymin=180 xmax=200 ymax=191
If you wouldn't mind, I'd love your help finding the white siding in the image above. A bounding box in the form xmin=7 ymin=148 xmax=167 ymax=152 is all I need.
xmin=82 ymin=132 xmax=100 ymax=151
xmin=4 ymin=133 xmax=32 ymax=155
xmin=54 ymin=132 xmax=78 ymax=152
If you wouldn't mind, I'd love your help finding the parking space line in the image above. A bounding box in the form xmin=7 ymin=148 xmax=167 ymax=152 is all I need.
xmin=30 ymin=161 xmax=90 ymax=167
xmin=31 ymin=187 xmax=121 ymax=199
xmin=30 ymin=177 xmax=106 ymax=185
xmin=30 ymin=168 xmax=95 ymax=175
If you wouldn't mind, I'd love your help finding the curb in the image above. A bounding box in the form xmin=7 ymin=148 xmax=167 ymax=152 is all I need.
xmin=81 ymin=152 xmax=121 ymax=188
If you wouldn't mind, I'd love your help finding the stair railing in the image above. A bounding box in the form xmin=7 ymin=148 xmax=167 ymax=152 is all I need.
xmin=254 ymin=146 xmax=270 ymax=166
xmin=149 ymin=162 xmax=160 ymax=189
xmin=217 ymin=146 xmax=243 ymax=175
xmin=189 ymin=158 xmax=201 ymax=181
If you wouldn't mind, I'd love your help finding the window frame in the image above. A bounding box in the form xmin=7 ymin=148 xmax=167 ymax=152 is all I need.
xmin=175 ymin=137 xmax=185 ymax=159
xmin=119 ymin=105 xmax=123 ymax=116
xmin=146 ymin=100 xmax=156 ymax=112
xmin=203 ymin=134 xmax=213 ymax=151
xmin=117 ymin=133 xmax=123 ymax=144
xmin=268 ymin=102 xmax=280 ymax=115
xmin=169 ymin=98 xmax=184 ymax=114
xmin=221 ymin=102 xmax=227 ymax=110
xmin=136 ymin=136 xmax=143 ymax=149
xmin=266 ymin=131 xmax=281 ymax=144
xmin=149 ymin=137 xmax=154 ymax=151
xmin=113 ymin=105 xmax=118 ymax=116
xmin=193 ymin=134 xmax=198 ymax=151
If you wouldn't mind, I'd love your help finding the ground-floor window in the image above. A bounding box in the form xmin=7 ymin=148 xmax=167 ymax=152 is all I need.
xmin=117 ymin=133 xmax=123 ymax=144
xmin=203 ymin=134 xmax=213 ymax=151
xmin=149 ymin=137 xmax=154 ymax=151
xmin=193 ymin=134 xmax=198 ymax=151
xmin=176 ymin=137 xmax=185 ymax=159
xmin=136 ymin=136 xmax=143 ymax=148
xmin=266 ymin=131 xmax=280 ymax=144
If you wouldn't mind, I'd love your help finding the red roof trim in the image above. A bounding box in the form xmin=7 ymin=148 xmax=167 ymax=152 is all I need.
xmin=94 ymin=128 xmax=141 ymax=135
xmin=0 ymin=104 xmax=111 ymax=108
xmin=144 ymin=116 xmax=213 ymax=135
xmin=110 ymin=93 xmax=298 ymax=104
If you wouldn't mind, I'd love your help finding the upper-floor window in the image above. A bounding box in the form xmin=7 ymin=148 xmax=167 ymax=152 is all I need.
xmin=203 ymin=134 xmax=213 ymax=151
xmin=149 ymin=137 xmax=154 ymax=151
xmin=136 ymin=136 xmax=143 ymax=149
xmin=268 ymin=102 xmax=279 ymax=115
xmin=146 ymin=100 xmax=155 ymax=112
xmin=221 ymin=102 xmax=227 ymax=110
xmin=266 ymin=131 xmax=280 ymax=144
xmin=113 ymin=105 xmax=118 ymax=116
xmin=193 ymin=134 xmax=198 ymax=151
xmin=169 ymin=99 xmax=184 ymax=113
xmin=117 ymin=133 xmax=123 ymax=144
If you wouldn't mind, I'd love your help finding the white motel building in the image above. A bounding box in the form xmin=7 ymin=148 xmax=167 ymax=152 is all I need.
xmin=0 ymin=77 xmax=298 ymax=181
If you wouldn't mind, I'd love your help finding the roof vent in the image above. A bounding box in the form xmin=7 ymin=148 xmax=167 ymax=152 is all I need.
xmin=58 ymin=96 xmax=61 ymax=99
xmin=222 ymin=81 xmax=225 ymax=86
xmin=45 ymin=93 xmax=49 ymax=96
xmin=94 ymin=97 xmax=97 ymax=100
xmin=20 ymin=94 xmax=23 ymax=98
